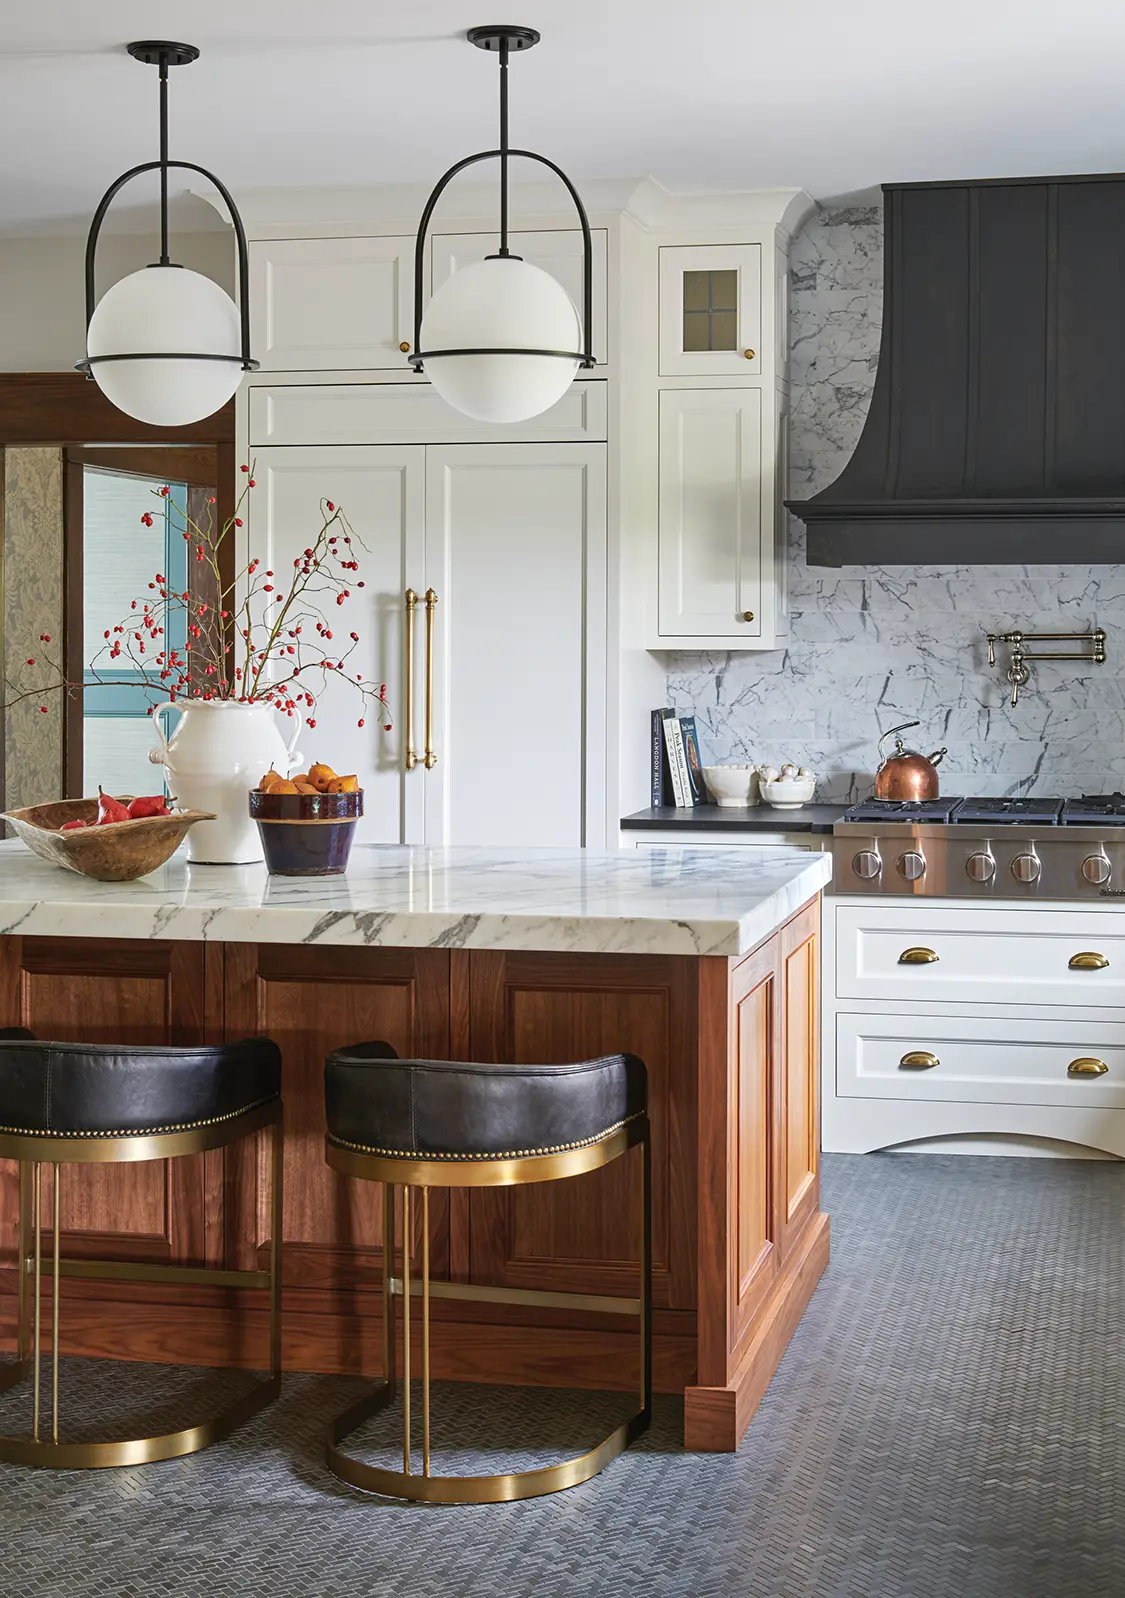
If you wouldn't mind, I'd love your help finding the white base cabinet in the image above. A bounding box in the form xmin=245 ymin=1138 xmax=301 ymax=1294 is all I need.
xmin=825 ymin=896 xmax=1125 ymax=1159
xmin=249 ymin=442 xmax=606 ymax=850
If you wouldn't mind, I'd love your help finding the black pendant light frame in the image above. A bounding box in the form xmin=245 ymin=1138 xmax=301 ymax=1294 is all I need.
xmin=408 ymin=26 xmax=594 ymax=374
xmin=76 ymin=41 xmax=258 ymax=380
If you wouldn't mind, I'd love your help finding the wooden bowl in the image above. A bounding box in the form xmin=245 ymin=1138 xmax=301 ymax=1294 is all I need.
xmin=249 ymin=788 xmax=362 ymax=876
xmin=1 ymin=799 xmax=217 ymax=882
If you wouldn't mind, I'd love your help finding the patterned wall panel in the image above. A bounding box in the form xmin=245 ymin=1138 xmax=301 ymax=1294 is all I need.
xmin=3 ymin=446 xmax=65 ymax=810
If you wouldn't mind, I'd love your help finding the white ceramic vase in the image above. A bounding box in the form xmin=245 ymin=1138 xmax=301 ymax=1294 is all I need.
xmin=148 ymin=701 xmax=303 ymax=864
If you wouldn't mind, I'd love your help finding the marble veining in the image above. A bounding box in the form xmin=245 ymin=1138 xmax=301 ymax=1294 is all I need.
xmin=667 ymin=206 xmax=1125 ymax=802
xmin=0 ymin=841 xmax=831 ymax=958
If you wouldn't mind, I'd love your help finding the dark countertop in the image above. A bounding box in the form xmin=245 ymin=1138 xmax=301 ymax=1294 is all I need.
xmin=621 ymin=803 xmax=847 ymax=836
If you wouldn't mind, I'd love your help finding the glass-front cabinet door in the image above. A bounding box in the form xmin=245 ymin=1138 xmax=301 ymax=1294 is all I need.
xmin=658 ymin=243 xmax=762 ymax=376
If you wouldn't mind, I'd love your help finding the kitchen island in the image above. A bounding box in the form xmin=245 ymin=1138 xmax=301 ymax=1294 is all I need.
xmin=0 ymin=841 xmax=830 ymax=1450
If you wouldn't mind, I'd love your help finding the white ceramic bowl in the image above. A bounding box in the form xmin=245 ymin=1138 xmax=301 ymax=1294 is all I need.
xmin=760 ymin=775 xmax=816 ymax=809
xmin=702 ymin=765 xmax=760 ymax=808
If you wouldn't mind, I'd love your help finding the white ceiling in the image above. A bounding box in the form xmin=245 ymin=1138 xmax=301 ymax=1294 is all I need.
xmin=3 ymin=0 xmax=1125 ymax=231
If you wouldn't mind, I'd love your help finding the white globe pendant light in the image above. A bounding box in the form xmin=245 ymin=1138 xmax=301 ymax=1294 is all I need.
xmin=409 ymin=27 xmax=594 ymax=423
xmin=77 ymin=42 xmax=257 ymax=427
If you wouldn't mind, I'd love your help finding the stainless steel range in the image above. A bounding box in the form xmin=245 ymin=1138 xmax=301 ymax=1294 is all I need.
xmin=831 ymin=794 xmax=1125 ymax=899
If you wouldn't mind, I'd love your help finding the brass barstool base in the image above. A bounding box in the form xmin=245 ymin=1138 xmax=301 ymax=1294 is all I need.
xmin=324 ymin=1122 xmax=652 ymax=1503
xmin=327 ymin=1381 xmax=649 ymax=1504
xmin=0 ymin=1100 xmax=283 ymax=1471
xmin=0 ymin=1371 xmax=281 ymax=1470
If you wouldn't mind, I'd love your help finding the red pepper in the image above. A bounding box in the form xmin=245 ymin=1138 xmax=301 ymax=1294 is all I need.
xmin=96 ymin=787 xmax=130 ymax=826
xmin=127 ymin=794 xmax=172 ymax=820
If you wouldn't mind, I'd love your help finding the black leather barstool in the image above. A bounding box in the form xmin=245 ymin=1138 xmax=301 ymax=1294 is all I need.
xmin=323 ymin=1041 xmax=652 ymax=1503
xmin=0 ymin=1027 xmax=283 ymax=1469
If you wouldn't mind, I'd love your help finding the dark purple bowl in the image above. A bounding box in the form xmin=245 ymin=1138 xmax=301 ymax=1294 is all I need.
xmin=249 ymin=788 xmax=363 ymax=876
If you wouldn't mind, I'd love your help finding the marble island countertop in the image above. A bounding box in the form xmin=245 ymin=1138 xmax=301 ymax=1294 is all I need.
xmin=0 ymin=840 xmax=831 ymax=958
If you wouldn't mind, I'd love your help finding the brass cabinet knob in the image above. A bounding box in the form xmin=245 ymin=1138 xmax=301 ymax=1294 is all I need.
xmin=898 ymin=947 xmax=939 ymax=964
xmin=900 ymin=1051 xmax=939 ymax=1070
xmin=1069 ymin=951 xmax=1109 ymax=970
xmin=743 ymin=349 xmax=755 ymax=360
xmin=1068 ymin=1057 xmax=1109 ymax=1077
xmin=741 ymin=611 xmax=755 ymax=622
xmin=399 ymin=341 xmax=411 ymax=353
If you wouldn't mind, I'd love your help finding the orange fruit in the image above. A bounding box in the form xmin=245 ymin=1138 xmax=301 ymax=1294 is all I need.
xmin=327 ymin=774 xmax=359 ymax=794
xmin=270 ymin=779 xmax=300 ymax=795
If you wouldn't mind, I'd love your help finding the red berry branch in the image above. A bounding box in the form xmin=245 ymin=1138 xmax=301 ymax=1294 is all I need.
xmin=5 ymin=462 xmax=392 ymax=734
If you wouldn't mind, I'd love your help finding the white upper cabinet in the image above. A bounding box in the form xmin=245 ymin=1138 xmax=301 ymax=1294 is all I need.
xmin=658 ymin=243 xmax=762 ymax=376
xmin=249 ymin=237 xmax=415 ymax=370
xmin=431 ymin=229 xmax=610 ymax=366
xmin=658 ymin=388 xmax=763 ymax=640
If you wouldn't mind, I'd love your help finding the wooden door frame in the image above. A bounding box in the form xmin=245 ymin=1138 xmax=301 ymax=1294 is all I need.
xmin=0 ymin=373 xmax=235 ymax=809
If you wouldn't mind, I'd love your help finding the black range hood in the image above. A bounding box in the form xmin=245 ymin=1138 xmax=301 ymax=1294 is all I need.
xmin=789 ymin=173 xmax=1125 ymax=566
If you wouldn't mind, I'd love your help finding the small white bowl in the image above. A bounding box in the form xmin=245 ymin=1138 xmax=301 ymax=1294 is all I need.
xmin=702 ymin=765 xmax=760 ymax=808
xmin=760 ymin=776 xmax=816 ymax=809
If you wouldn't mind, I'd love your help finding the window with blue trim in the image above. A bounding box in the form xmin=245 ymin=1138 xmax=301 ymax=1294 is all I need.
xmin=82 ymin=469 xmax=189 ymax=796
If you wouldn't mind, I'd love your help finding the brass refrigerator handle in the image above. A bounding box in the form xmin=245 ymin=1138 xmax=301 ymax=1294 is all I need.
xmin=404 ymin=589 xmax=418 ymax=771
xmin=424 ymin=589 xmax=438 ymax=771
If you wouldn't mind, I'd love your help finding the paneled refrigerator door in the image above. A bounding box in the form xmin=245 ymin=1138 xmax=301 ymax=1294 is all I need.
xmin=423 ymin=443 xmax=608 ymax=849
xmin=248 ymin=446 xmax=426 ymax=845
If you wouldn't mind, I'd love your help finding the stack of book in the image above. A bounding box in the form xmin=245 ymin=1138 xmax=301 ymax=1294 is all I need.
xmin=651 ymin=709 xmax=706 ymax=807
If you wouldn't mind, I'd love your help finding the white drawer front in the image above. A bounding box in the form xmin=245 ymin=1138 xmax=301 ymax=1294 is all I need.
xmin=248 ymin=381 xmax=607 ymax=446
xmin=838 ymin=1010 xmax=1125 ymax=1108
xmin=835 ymin=903 xmax=1125 ymax=1008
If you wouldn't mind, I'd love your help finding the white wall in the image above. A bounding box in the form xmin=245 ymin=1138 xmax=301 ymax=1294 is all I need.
xmin=0 ymin=228 xmax=234 ymax=371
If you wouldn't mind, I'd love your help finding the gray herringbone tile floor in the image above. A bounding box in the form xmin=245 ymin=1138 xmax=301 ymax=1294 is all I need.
xmin=0 ymin=1153 xmax=1121 ymax=1598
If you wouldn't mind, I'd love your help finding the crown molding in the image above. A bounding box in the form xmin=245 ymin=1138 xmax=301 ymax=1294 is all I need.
xmin=191 ymin=175 xmax=818 ymax=240
xmin=621 ymin=176 xmax=817 ymax=237
xmin=193 ymin=176 xmax=644 ymax=237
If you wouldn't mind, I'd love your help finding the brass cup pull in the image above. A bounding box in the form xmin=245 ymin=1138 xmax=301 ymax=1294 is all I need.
xmin=404 ymin=589 xmax=418 ymax=771
xmin=1068 ymin=1057 xmax=1109 ymax=1078
xmin=1069 ymin=951 xmax=1109 ymax=971
xmin=900 ymin=1051 xmax=939 ymax=1070
xmin=423 ymin=588 xmax=438 ymax=770
xmin=899 ymin=947 xmax=939 ymax=965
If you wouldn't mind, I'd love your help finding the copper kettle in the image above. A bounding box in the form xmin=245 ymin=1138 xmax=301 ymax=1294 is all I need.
xmin=874 ymin=721 xmax=948 ymax=801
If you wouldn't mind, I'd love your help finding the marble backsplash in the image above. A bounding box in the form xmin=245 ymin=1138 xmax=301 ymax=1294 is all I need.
xmin=665 ymin=206 xmax=1125 ymax=804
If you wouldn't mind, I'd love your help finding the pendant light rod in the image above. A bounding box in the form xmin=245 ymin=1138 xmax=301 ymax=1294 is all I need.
xmin=158 ymin=51 xmax=170 ymax=265
xmin=409 ymin=25 xmax=594 ymax=372
xmin=77 ymin=41 xmax=257 ymax=378
xmin=498 ymin=35 xmax=509 ymax=258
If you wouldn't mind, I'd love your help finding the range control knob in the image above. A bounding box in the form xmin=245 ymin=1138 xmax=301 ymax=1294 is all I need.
xmin=852 ymin=850 xmax=882 ymax=880
xmin=966 ymin=852 xmax=996 ymax=883
xmin=1082 ymin=854 xmax=1112 ymax=886
xmin=897 ymin=850 xmax=926 ymax=881
xmin=1011 ymin=852 xmax=1042 ymax=884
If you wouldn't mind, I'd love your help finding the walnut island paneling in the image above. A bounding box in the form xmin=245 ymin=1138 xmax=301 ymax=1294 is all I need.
xmin=0 ymin=841 xmax=830 ymax=1451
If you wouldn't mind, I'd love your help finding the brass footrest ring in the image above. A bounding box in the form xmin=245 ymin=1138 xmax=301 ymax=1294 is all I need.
xmin=326 ymin=1381 xmax=651 ymax=1504
xmin=0 ymin=1366 xmax=280 ymax=1470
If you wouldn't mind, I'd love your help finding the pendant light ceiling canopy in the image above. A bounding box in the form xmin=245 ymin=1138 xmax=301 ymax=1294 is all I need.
xmin=410 ymin=26 xmax=595 ymax=424
xmin=77 ymin=42 xmax=257 ymax=428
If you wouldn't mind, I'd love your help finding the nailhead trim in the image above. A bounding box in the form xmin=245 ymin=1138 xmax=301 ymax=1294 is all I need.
xmin=327 ymin=1110 xmax=643 ymax=1162
xmin=0 ymin=1095 xmax=278 ymax=1140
